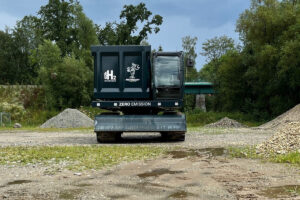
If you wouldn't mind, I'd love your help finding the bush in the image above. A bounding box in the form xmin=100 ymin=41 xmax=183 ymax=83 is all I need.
xmin=45 ymin=56 xmax=92 ymax=108
xmin=186 ymin=110 xmax=264 ymax=127
xmin=19 ymin=87 xmax=46 ymax=109
xmin=19 ymin=109 xmax=60 ymax=126
xmin=34 ymin=40 xmax=93 ymax=109
xmin=184 ymin=94 xmax=195 ymax=111
xmin=0 ymin=102 xmax=26 ymax=120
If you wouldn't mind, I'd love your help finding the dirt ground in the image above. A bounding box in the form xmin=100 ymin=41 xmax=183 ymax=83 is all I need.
xmin=0 ymin=128 xmax=300 ymax=200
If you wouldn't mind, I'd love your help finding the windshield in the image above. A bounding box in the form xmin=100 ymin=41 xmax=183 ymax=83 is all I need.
xmin=154 ymin=56 xmax=180 ymax=87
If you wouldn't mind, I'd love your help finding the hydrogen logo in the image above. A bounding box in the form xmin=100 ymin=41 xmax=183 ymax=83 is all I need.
xmin=104 ymin=70 xmax=116 ymax=82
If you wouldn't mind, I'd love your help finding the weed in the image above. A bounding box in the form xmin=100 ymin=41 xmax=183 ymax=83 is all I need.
xmin=228 ymin=146 xmax=300 ymax=167
xmin=0 ymin=146 xmax=165 ymax=170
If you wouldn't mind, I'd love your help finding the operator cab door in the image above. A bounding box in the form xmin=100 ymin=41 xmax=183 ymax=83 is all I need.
xmin=153 ymin=52 xmax=184 ymax=100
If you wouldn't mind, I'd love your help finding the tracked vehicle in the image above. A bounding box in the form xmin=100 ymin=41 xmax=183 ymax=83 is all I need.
xmin=91 ymin=45 xmax=186 ymax=142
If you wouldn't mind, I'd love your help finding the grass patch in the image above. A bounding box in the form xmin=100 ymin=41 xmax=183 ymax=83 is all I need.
xmin=228 ymin=146 xmax=300 ymax=167
xmin=19 ymin=109 xmax=60 ymax=126
xmin=1 ymin=106 xmax=103 ymax=128
xmin=186 ymin=110 xmax=265 ymax=127
xmin=0 ymin=146 xmax=165 ymax=170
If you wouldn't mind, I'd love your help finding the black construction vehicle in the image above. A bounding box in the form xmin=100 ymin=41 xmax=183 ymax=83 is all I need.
xmin=91 ymin=45 xmax=186 ymax=142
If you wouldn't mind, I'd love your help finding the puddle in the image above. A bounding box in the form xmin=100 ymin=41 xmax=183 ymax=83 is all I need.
xmin=59 ymin=189 xmax=83 ymax=200
xmin=138 ymin=168 xmax=183 ymax=178
xmin=76 ymin=183 xmax=93 ymax=187
xmin=201 ymin=171 xmax=212 ymax=175
xmin=176 ymin=176 xmax=191 ymax=180
xmin=168 ymin=148 xmax=226 ymax=159
xmin=108 ymin=194 xmax=129 ymax=199
xmin=168 ymin=190 xmax=195 ymax=199
xmin=115 ymin=182 xmax=168 ymax=193
xmin=7 ymin=180 xmax=32 ymax=185
xmin=259 ymin=185 xmax=300 ymax=198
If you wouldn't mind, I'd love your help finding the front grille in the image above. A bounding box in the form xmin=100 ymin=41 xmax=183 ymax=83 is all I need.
xmin=156 ymin=87 xmax=181 ymax=99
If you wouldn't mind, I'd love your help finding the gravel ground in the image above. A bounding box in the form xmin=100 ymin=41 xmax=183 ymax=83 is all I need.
xmin=0 ymin=128 xmax=272 ymax=148
xmin=2 ymin=128 xmax=300 ymax=200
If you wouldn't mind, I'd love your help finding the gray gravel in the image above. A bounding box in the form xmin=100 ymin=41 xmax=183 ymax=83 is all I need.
xmin=205 ymin=117 xmax=246 ymax=128
xmin=0 ymin=128 xmax=273 ymax=148
xmin=40 ymin=108 xmax=93 ymax=128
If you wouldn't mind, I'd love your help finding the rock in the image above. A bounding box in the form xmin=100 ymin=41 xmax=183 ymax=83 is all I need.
xmin=13 ymin=123 xmax=22 ymax=128
xmin=74 ymin=172 xmax=82 ymax=176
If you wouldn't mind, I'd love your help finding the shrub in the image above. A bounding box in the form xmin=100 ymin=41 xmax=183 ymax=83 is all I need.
xmin=0 ymin=102 xmax=26 ymax=120
xmin=19 ymin=87 xmax=46 ymax=109
xmin=36 ymin=41 xmax=93 ymax=109
xmin=46 ymin=56 xmax=92 ymax=108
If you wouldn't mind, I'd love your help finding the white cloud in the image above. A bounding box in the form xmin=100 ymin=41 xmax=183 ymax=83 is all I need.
xmin=148 ymin=15 xmax=239 ymax=70
xmin=0 ymin=12 xmax=19 ymax=30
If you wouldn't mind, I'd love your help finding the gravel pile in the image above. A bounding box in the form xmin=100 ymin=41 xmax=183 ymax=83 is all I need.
xmin=40 ymin=108 xmax=94 ymax=128
xmin=259 ymin=104 xmax=300 ymax=130
xmin=256 ymin=122 xmax=300 ymax=155
xmin=205 ymin=117 xmax=246 ymax=128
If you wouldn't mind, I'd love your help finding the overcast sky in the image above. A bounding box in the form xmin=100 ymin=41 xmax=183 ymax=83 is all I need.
xmin=0 ymin=0 xmax=250 ymax=70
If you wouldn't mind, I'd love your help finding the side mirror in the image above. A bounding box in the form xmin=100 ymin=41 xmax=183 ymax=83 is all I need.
xmin=186 ymin=59 xmax=194 ymax=67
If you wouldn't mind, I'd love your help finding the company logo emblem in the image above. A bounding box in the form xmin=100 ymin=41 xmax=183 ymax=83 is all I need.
xmin=126 ymin=63 xmax=140 ymax=82
xmin=104 ymin=70 xmax=116 ymax=82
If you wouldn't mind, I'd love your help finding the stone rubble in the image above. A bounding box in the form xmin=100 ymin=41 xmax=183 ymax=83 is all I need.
xmin=256 ymin=122 xmax=300 ymax=155
xmin=205 ymin=117 xmax=246 ymax=128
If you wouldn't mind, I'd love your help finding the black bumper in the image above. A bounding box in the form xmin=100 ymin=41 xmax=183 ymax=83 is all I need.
xmin=94 ymin=114 xmax=186 ymax=132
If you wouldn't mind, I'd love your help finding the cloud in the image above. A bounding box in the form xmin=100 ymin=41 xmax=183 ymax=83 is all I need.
xmin=0 ymin=12 xmax=19 ymax=30
xmin=0 ymin=0 xmax=249 ymax=70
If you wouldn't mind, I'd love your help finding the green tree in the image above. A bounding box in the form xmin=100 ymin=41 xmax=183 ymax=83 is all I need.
xmin=51 ymin=56 xmax=92 ymax=108
xmin=217 ymin=51 xmax=249 ymax=111
xmin=205 ymin=0 xmax=300 ymax=119
xmin=0 ymin=30 xmax=15 ymax=84
xmin=12 ymin=16 xmax=43 ymax=83
xmin=201 ymin=36 xmax=235 ymax=62
xmin=73 ymin=9 xmax=99 ymax=70
xmin=199 ymin=36 xmax=235 ymax=83
xmin=36 ymin=40 xmax=91 ymax=108
xmin=181 ymin=36 xmax=198 ymax=111
xmin=181 ymin=36 xmax=198 ymax=82
xmin=97 ymin=3 xmax=163 ymax=45
xmin=38 ymin=0 xmax=78 ymax=56
xmin=38 ymin=0 xmax=98 ymax=60
xmin=235 ymin=0 xmax=300 ymax=117
xmin=0 ymin=22 xmax=41 ymax=84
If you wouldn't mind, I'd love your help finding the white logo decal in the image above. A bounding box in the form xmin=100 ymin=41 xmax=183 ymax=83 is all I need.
xmin=104 ymin=70 xmax=116 ymax=82
xmin=126 ymin=63 xmax=140 ymax=82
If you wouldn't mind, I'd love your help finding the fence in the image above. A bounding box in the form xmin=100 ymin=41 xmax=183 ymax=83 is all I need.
xmin=0 ymin=112 xmax=11 ymax=127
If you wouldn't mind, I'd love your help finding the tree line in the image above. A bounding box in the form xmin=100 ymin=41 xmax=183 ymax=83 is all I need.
xmin=0 ymin=0 xmax=163 ymax=108
xmin=199 ymin=0 xmax=300 ymax=119
xmin=1 ymin=0 xmax=299 ymax=119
